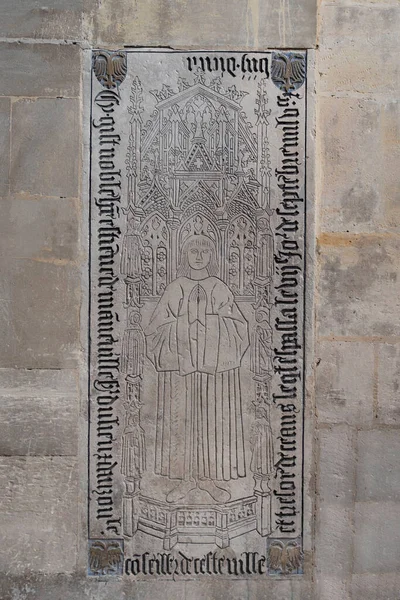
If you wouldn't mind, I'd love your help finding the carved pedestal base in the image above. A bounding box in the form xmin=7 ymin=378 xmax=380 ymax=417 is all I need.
xmin=122 ymin=479 xmax=141 ymax=537
xmin=253 ymin=473 xmax=272 ymax=537
xmin=123 ymin=494 xmax=258 ymax=549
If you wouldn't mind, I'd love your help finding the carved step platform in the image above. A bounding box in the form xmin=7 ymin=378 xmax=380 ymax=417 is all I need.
xmin=123 ymin=494 xmax=258 ymax=549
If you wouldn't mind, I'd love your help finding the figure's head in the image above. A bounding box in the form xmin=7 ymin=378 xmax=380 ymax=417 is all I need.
xmin=178 ymin=234 xmax=219 ymax=277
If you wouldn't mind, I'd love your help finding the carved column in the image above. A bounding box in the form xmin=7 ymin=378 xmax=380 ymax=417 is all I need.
xmin=122 ymin=77 xmax=145 ymax=538
xmin=121 ymin=377 xmax=145 ymax=537
xmin=168 ymin=209 xmax=182 ymax=281
xmin=216 ymin=212 xmax=229 ymax=282
xmin=254 ymin=472 xmax=273 ymax=536
xmin=250 ymin=205 xmax=274 ymax=536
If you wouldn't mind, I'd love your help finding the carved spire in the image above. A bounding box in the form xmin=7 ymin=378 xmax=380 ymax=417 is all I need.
xmin=128 ymin=76 xmax=144 ymax=120
xmin=126 ymin=76 xmax=144 ymax=209
xmin=255 ymin=78 xmax=270 ymax=122
xmin=255 ymin=79 xmax=271 ymax=210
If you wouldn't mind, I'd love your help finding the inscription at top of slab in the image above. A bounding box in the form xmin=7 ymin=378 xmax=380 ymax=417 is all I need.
xmin=88 ymin=50 xmax=307 ymax=579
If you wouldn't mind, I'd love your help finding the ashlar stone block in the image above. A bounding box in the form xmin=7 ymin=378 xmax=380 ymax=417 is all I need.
xmin=0 ymin=97 xmax=10 ymax=197
xmin=356 ymin=430 xmax=400 ymax=502
xmin=318 ymin=424 xmax=356 ymax=505
xmin=0 ymin=457 xmax=78 ymax=574
xmin=319 ymin=98 xmax=400 ymax=234
xmin=0 ymin=0 xmax=83 ymax=40
xmin=0 ymin=259 xmax=79 ymax=369
xmin=11 ymin=98 xmax=80 ymax=199
xmin=322 ymin=0 xmax=399 ymax=5
xmin=377 ymin=343 xmax=400 ymax=424
xmin=0 ymin=196 xmax=79 ymax=263
xmin=319 ymin=97 xmax=381 ymax=233
xmin=315 ymin=341 xmax=374 ymax=425
xmin=351 ymin=573 xmax=400 ymax=600
xmin=0 ymin=43 xmax=80 ymax=98
xmin=381 ymin=101 xmax=400 ymax=230
xmin=246 ymin=580 xmax=293 ymax=599
xmin=354 ymin=502 xmax=400 ymax=573
xmin=318 ymin=6 xmax=400 ymax=96
xmin=0 ymin=369 xmax=78 ymax=456
xmin=184 ymin=580 xmax=249 ymax=600
xmin=91 ymin=0 xmax=317 ymax=49
xmin=316 ymin=576 xmax=351 ymax=600
xmin=316 ymin=506 xmax=353 ymax=578
xmin=0 ymin=576 xmax=187 ymax=600
xmin=287 ymin=580 xmax=315 ymax=600
xmin=318 ymin=235 xmax=400 ymax=337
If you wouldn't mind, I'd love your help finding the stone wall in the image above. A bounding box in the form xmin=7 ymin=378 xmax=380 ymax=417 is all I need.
xmin=0 ymin=0 xmax=399 ymax=598
xmin=316 ymin=1 xmax=400 ymax=598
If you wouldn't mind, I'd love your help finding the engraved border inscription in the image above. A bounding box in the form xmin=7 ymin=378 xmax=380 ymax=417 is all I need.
xmin=88 ymin=50 xmax=307 ymax=578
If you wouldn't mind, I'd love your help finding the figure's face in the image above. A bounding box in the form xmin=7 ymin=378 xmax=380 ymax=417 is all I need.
xmin=187 ymin=244 xmax=212 ymax=270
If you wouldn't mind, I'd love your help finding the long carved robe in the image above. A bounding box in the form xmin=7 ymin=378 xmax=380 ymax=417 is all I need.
xmin=145 ymin=276 xmax=249 ymax=481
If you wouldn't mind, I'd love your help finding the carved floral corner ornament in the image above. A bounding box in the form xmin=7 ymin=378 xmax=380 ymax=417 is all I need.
xmin=271 ymin=52 xmax=306 ymax=93
xmin=93 ymin=50 xmax=127 ymax=89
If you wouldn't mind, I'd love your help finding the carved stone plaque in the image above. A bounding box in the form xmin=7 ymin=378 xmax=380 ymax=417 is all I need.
xmin=88 ymin=49 xmax=308 ymax=579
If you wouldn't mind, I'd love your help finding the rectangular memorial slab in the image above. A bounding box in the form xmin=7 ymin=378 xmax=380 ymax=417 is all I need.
xmin=88 ymin=49 xmax=309 ymax=579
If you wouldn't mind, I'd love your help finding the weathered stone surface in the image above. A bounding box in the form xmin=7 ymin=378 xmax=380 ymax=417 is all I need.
xmin=184 ymin=580 xmax=249 ymax=600
xmin=0 ymin=43 xmax=80 ymax=97
xmin=319 ymin=97 xmax=381 ymax=233
xmin=0 ymin=575 xmax=309 ymax=600
xmin=314 ymin=4 xmax=400 ymax=589
xmin=316 ymin=576 xmax=351 ymax=600
xmin=246 ymin=580 xmax=293 ymax=599
xmin=11 ymin=99 xmax=79 ymax=198
xmin=0 ymin=196 xmax=79 ymax=262
xmin=0 ymin=576 xmax=306 ymax=600
xmin=319 ymin=98 xmax=400 ymax=234
xmin=356 ymin=430 xmax=400 ymax=502
xmin=318 ymin=6 xmax=400 ymax=95
xmin=193 ymin=580 xmax=313 ymax=600
xmin=287 ymin=580 xmax=315 ymax=600
xmin=0 ymin=457 xmax=78 ymax=574
xmin=91 ymin=0 xmax=317 ymax=49
xmin=377 ymin=343 xmax=400 ymax=424
xmin=318 ymin=235 xmax=400 ymax=337
xmin=315 ymin=341 xmax=374 ymax=424
xmin=128 ymin=582 xmax=187 ymax=600
xmin=381 ymin=101 xmax=400 ymax=230
xmin=0 ymin=259 xmax=79 ymax=368
xmin=316 ymin=506 xmax=353 ymax=578
xmin=1 ymin=512 xmax=77 ymax=575
xmin=323 ymin=0 xmax=399 ymax=5
xmin=0 ymin=98 xmax=10 ymax=197
xmin=0 ymin=0 xmax=83 ymax=40
xmin=0 ymin=369 xmax=78 ymax=456
xmin=351 ymin=573 xmax=400 ymax=600
xmin=0 ymin=576 xmax=188 ymax=600
xmin=318 ymin=425 xmax=356 ymax=505
xmin=353 ymin=502 xmax=400 ymax=573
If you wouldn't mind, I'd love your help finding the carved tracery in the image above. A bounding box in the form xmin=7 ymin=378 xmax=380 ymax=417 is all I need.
xmin=227 ymin=216 xmax=256 ymax=296
xmin=140 ymin=213 xmax=169 ymax=296
xmin=121 ymin=71 xmax=275 ymax=543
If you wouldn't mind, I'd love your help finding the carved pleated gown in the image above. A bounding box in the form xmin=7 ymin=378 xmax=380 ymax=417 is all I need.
xmin=145 ymin=276 xmax=249 ymax=482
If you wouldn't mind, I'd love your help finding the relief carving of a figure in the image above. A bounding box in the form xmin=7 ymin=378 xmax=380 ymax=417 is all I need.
xmin=145 ymin=234 xmax=249 ymax=503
